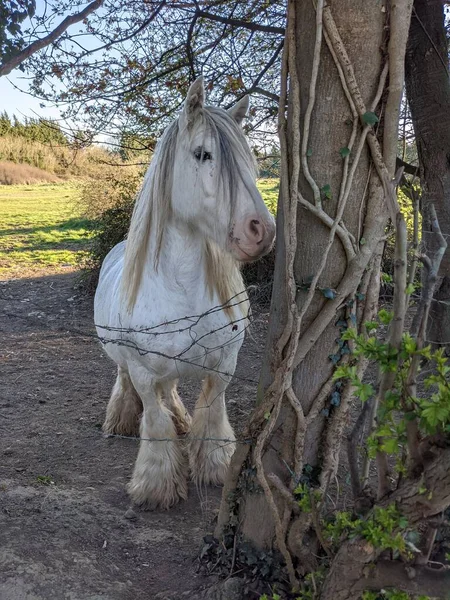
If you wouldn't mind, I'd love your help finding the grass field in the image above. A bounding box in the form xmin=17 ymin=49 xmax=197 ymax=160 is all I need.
xmin=258 ymin=178 xmax=279 ymax=215
xmin=0 ymin=179 xmax=278 ymax=279
xmin=0 ymin=183 xmax=93 ymax=278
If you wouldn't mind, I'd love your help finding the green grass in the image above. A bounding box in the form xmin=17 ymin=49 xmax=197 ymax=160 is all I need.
xmin=0 ymin=178 xmax=278 ymax=279
xmin=0 ymin=183 xmax=93 ymax=277
xmin=257 ymin=178 xmax=279 ymax=215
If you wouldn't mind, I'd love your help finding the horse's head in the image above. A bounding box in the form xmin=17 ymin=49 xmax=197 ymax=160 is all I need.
xmin=172 ymin=77 xmax=275 ymax=262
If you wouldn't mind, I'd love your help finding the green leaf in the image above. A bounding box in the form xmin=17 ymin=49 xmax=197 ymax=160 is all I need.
xmin=405 ymin=282 xmax=415 ymax=295
xmin=359 ymin=237 xmax=366 ymax=245
xmin=333 ymin=366 xmax=350 ymax=380
xmin=264 ymin=411 xmax=271 ymax=420
xmin=321 ymin=184 xmax=332 ymax=200
xmin=357 ymin=382 xmax=374 ymax=403
xmin=362 ymin=111 xmax=379 ymax=126
xmin=339 ymin=146 xmax=350 ymax=158
xmin=378 ymin=309 xmax=394 ymax=325
xmin=381 ymin=437 xmax=399 ymax=454
xmin=306 ymin=148 xmax=313 ymax=157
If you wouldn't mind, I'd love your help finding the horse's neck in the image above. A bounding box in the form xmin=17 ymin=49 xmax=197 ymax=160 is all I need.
xmin=147 ymin=218 xmax=206 ymax=290
xmin=141 ymin=215 xmax=246 ymax=318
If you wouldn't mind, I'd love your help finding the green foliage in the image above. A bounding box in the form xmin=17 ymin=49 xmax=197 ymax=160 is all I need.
xmin=321 ymin=184 xmax=332 ymax=200
xmin=420 ymin=348 xmax=450 ymax=433
xmin=334 ymin=305 xmax=450 ymax=472
xmin=294 ymin=569 xmax=326 ymax=600
xmin=293 ymin=483 xmax=321 ymax=513
xmin=325 ymin=505 xmax=409 ymax=556
xmin=362 ymin=112 xmax=379 ymax=126
xmin=0 ymin=112 xmax=67 ymax=145
xmin=333 ymin=363 xmax=374 ymax=402
xmin=0 ymin=1 xmax=35 ymax=64
xmin=383 ymin=184 xmax=422 ymax=280
xmin=362 ymin=591 xmax=430 ymax=600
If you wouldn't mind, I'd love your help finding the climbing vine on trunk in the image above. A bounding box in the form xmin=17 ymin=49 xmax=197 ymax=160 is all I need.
xmin=213 ymin=1 xmax=449 ymax=598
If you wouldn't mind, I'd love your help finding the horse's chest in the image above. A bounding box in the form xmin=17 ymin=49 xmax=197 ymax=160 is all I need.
xmin=125 ymin=310 xmax=246 ymax=379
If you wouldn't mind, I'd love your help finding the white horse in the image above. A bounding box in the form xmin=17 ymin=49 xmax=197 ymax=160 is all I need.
xmin=94 ymin=78 xmax=275 ymax=509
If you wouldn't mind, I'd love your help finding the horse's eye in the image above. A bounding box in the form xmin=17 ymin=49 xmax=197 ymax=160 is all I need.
xmin=194 ymin=147 xmax=212 ymax=162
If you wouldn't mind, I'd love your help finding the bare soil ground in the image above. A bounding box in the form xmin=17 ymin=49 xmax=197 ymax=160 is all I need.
xmin=0 ymin=270 xmax=268 ymax=600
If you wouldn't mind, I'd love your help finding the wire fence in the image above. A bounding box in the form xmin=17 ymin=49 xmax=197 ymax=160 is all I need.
xmin=1 ymin=281 xmax=274 ymax=447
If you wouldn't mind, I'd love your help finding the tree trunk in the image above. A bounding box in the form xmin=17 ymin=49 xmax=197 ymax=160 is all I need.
xmin=405 ymin=0 xmax=450 ymax=347
xmin=214 ymin=0 xmax=419 ymax=595
xmin=218 ymin=0 xmax=387 ymax=557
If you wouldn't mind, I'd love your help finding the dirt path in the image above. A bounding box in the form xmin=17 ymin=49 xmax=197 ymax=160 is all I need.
xmin=0 ymin=271 xmax=267 ymax=599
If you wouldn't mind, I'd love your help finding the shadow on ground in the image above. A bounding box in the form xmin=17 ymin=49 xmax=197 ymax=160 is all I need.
xmin=0 ymin=271 xmax=267 ymax=599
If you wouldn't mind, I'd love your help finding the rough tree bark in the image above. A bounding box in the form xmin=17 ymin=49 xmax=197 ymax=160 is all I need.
xmin=233 ymin=0 xmax=386 ymax=549
xmin=217 ymin=0 xmax=397 ymax=577
xmin=213 ymin=0 xmax=436 ymax=596
xmin=405 ymin=0 xmax=450 ymax=347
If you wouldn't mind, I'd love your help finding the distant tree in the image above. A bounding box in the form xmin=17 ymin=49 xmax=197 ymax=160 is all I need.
xmin=0 ymin=111 xmax=12 ymax=136
xmin=0 ymin=113 xmax=68 ymax=145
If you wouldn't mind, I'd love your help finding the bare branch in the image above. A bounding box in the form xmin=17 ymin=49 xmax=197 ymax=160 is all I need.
xmin=0 ymin=0 xmax=105 ymax=77
xmin=196 ymin=10 xmax=285 ymax=34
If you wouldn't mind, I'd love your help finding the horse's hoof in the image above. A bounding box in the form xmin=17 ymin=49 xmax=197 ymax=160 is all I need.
xmin=127 ymin=475 xmax=188 ymax=510
xmin=189 ymin=439 xmax=235 ymax=486
xmin=102 ymin=419 xmax=140 ymax=438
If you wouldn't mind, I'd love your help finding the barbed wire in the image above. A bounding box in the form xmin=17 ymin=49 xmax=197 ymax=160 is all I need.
xmin=100 ymin=431 xmax=253 ymax=445
xmin=0 ymin=281 xmax=273 ymax=387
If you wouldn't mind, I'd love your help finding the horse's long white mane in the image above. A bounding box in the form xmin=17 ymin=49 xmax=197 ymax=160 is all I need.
xmin=121 ymin=106 xmax=258 ymax=313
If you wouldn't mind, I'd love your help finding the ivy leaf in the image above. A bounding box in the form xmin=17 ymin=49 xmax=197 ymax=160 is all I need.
xmin=357 ymin=383 xmax=374 ymax=403
xmin=329 ymin=353 xmax=341 ymax=365
xmin=339 ymin=146 xmax=350 ymax=158
xmin=362 ymin=111 xmax=379 ymax=126
xmin=321 ymin=184 xmax=332 ymax=200
xmin=322 ymin=287 xmax=337 ymax=300
xmin=331 ymin=391 xmax=341 ymax=406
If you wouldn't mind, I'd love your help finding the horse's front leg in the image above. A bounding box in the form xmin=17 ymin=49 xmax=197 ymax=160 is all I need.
xmin=103 ymin=366 xmax=142 ymax=436
xmin=189 ymin=375 xmax=236 ymax=486
xmin=126 ymin=366 xmax=188 ymax=509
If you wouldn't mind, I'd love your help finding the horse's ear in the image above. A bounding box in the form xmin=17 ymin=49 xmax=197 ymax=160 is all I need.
xmin=227 ymin=95 xmax=249 ymax=126
xmin=182 ymin=77 xmax=205 ymax=127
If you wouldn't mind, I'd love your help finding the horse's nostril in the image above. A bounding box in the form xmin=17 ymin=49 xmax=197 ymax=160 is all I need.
xmin=249 ymin=219 xmax=261 ymax=238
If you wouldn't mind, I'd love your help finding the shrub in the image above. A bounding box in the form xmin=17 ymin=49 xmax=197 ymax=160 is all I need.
xmin=79 ymin=162 xmax=145 ymax=286
xmin=0 ymin=160 xmax=61 ymax=184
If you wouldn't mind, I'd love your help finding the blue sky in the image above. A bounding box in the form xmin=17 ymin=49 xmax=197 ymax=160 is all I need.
xmin=0 ymin=71 xmax=62 ymax=121
xmin=0 ymin=0 xmax=94 ymax=124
